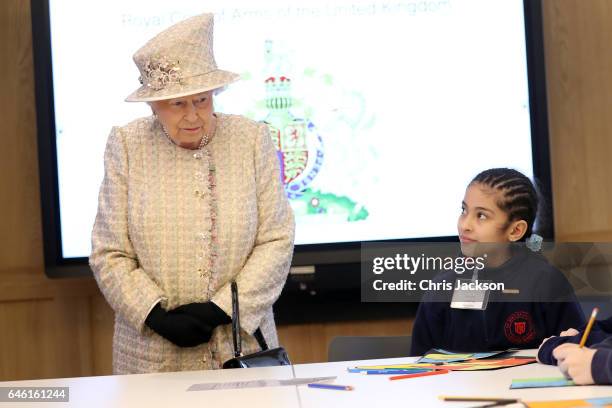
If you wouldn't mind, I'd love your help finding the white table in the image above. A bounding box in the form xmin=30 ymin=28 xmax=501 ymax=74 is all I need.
xmin=1 ymin=350 xmax=610 ymax=407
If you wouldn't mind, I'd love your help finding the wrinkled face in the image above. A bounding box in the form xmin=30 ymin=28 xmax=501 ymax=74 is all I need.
xmin=457 ymin=183 xmax=525 ymax=258
xmin=150 ymin=90 xmax=214 ymax=149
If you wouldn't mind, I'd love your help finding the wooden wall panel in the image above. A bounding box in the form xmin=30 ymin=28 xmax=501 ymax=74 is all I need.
xmin=0 ymin=298 xmax=92 ymax=381
xmin=542 ymin=0 xmax=612 ymax=241
xmin=0 ymin=0 xmax=43 ymax=272
xmin=1 ymin=0 xmax=612 ymax=381
xmin=90 ymin=294 xmax=114 ymax=375
xmin=0 ymin=0 xmax=111 ymax=381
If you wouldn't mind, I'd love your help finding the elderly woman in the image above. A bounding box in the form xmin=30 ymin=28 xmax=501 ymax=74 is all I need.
xmin=90 ymin=13 xmax=295 ymax=374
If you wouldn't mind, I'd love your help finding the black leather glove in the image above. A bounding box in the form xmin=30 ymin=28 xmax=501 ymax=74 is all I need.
xmin=145 ymin=303 xmax=213 ymax=347
xmin=171 ymin=301 xmax=231 ymax=328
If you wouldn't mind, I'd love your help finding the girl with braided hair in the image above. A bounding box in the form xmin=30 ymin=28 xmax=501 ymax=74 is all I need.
xmin=410 ymin=168 xmax=584 ymax=355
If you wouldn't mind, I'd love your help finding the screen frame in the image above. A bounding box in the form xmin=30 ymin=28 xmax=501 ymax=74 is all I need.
xmin=31 ymin=0 xmax=553 ymax=277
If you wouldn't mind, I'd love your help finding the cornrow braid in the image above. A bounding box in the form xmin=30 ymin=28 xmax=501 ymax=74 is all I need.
xmin=470 ymin=168 xmax=539 ymax=241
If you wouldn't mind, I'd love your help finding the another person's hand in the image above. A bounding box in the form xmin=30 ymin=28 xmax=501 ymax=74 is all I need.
xmin=560 ymin=328 xmax=579 ymax=337
xmin=145 ymin=303 xmax=213 ymax=347
xmin=171 ymin=302 xmax=231 ymax=328
xmin=553 ymin=343 xmax=596 ymax=385
xmin=538 ymin=328 xmax=581 ymax=363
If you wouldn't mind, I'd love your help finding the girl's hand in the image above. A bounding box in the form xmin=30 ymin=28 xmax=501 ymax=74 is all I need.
xmin=560 ymin=328 xmax=579 ymax=337
xmin=552 ymin=343 xmax=596 ymax=385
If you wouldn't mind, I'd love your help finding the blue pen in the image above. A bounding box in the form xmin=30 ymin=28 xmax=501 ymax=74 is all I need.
xmin=308 ymin=383 xmax=354 ymax=391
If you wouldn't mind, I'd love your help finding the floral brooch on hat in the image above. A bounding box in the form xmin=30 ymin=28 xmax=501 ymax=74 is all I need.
xmin=138 ymin=56 xmax=183 ymax=91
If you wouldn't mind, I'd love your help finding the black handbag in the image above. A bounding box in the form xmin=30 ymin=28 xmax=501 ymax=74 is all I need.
xmin=222 ymin=281 xmax=291 ymax=369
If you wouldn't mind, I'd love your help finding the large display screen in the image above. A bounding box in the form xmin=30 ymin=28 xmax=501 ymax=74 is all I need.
xmin=41 ymin=0 xmax=539 ymax=261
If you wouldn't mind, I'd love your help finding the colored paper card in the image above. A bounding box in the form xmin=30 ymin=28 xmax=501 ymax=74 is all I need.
xmin=510 ymin=377 xmax=575 ymax=389
xmin=589 ymin=397 xmax=612 ymax=406
xmin=442 ymin=357 xmax=536 ymax=371
xmin=471 ymin=351 xmax=507 ymax=359
xmin=357 ymin=357 xmax=535 ymax=372
xmin=417 ymin=349 xmax=507 ymax=364
xmin=417 ymin=353 xmax=472 ymax=363
xmin=354 ymin=363 xmax=432 ymax=370
xmin=525 ymin=396 xmax=612 ymax=407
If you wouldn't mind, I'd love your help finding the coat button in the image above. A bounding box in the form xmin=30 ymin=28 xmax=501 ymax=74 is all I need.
xmin=193 ymin=152 xmax=202 ymax=159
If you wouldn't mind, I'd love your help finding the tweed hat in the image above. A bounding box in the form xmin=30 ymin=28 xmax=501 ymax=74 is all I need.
xmin=125 ymin=13 xmax=240 ymax=102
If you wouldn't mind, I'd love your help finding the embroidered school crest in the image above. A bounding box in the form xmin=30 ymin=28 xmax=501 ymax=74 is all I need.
xmin=504 ymin=311 xmax=536 ymax=344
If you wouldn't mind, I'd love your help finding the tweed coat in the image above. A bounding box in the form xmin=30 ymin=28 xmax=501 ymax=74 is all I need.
xmin=90 ymin=113 xmax=295 ymax=374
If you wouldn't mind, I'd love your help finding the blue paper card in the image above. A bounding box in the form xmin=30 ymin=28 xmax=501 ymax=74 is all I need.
xmin=510 ymin=377 xmax=575 ymax=389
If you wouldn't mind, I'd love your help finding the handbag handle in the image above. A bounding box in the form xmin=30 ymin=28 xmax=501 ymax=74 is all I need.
xmin=231 ymin=281 xmax=242 ymax=358
xmin=230 ymin=281 xmax=268 ymax=359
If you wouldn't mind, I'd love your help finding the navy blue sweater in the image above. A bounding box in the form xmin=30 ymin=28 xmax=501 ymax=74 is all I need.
xmin=411 ymin=249 xmax=585 ymax=356
xmin=538 ymin=317 xmax=612 ymax=384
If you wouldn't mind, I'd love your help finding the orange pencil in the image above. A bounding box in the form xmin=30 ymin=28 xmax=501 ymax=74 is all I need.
xmin=389 ymin=369 xmax=449 ymax=381
xmin=579 ymin=307 xmax=599 ymax=348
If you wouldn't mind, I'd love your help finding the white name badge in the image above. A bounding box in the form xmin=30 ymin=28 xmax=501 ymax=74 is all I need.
xmin=450 ymin=279 xmax=491 ymax=310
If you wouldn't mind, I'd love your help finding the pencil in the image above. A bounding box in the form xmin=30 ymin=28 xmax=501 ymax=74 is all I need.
xmin=439 ymin=396 xmax=518 ymax=403
xmin=389 ymin=369 xmax=449 ymax=380
xmin=307 ymin=383 xmax=354 ymax=391
xmin=579 ymin=307 xmax=599 ymax=348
